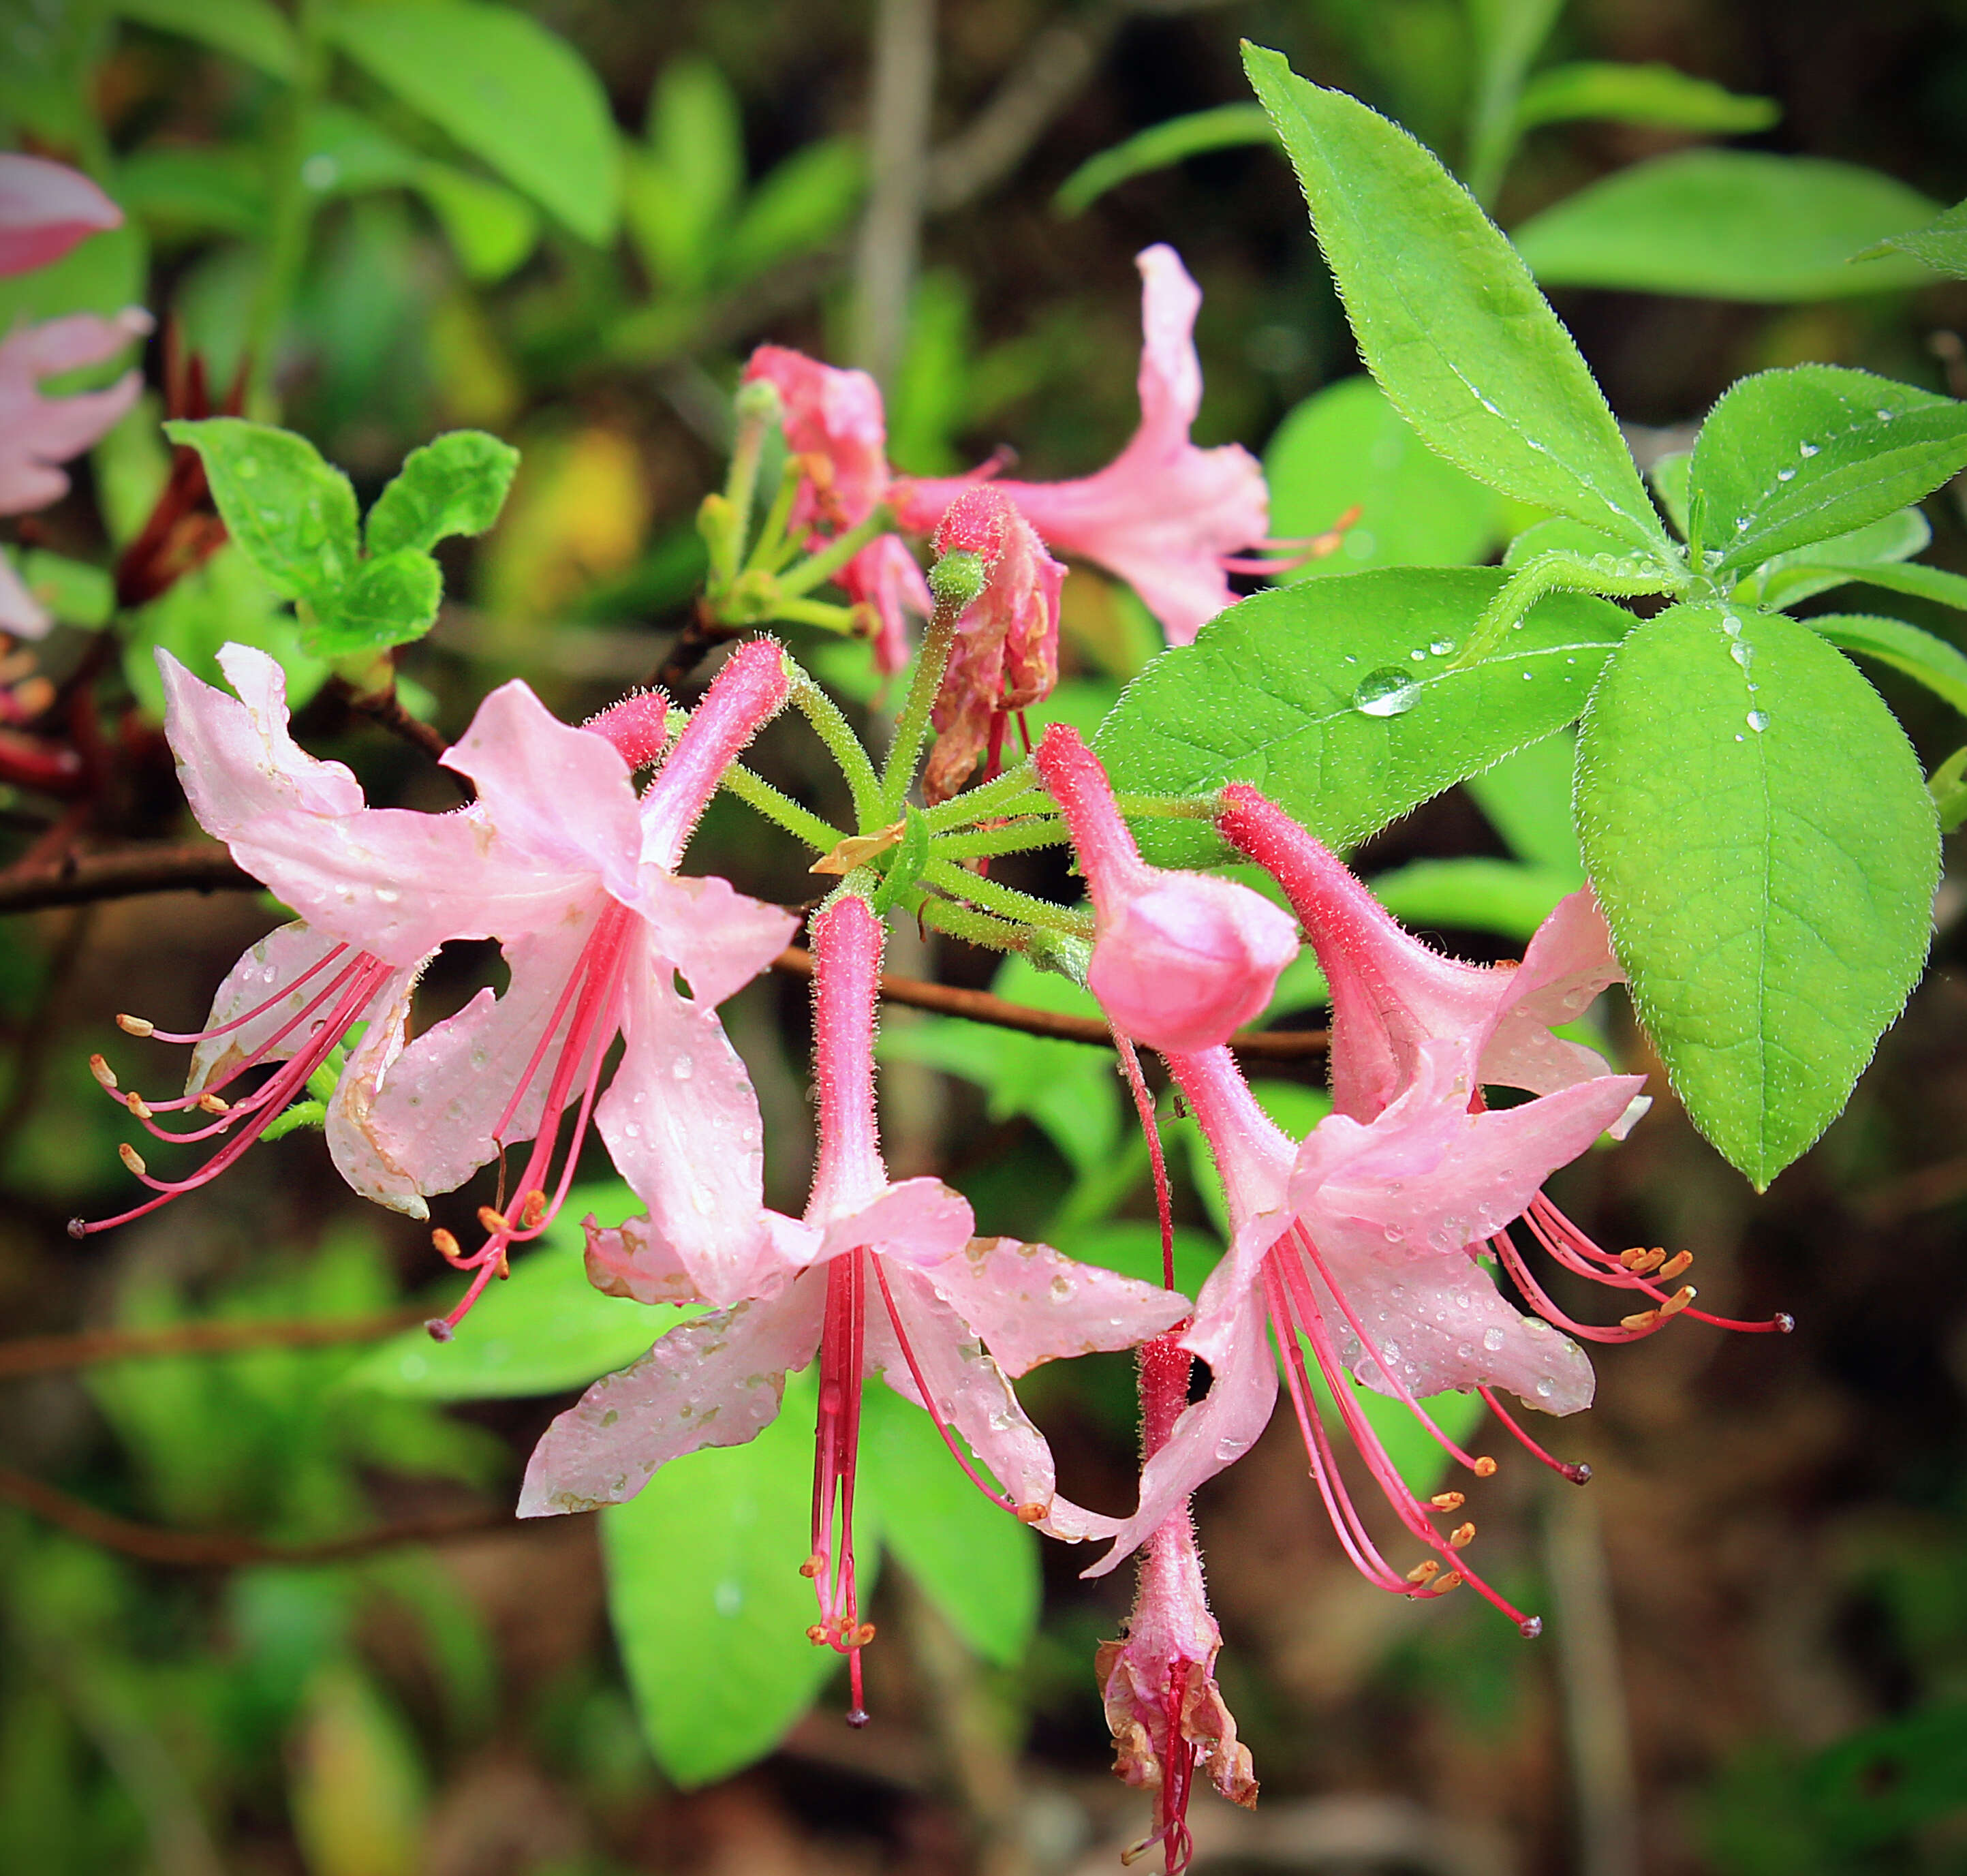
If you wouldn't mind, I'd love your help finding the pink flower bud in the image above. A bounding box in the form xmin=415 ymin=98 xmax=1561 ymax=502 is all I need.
xmin=1034 ymin=724 xmax=1297 ymax=1053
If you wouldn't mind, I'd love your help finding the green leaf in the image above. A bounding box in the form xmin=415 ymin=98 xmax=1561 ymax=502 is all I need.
xmin=858 ymin=1387 xmax=1038 ymax=1667
xmin=1265 ymin=375 xmax=1507 ymax=578
xmin=326 ymin=1 xmax=620 ymax=244
xmin=721 ymin=138 xmax=863 ymax=285
xmin=1243 ymin=46 xmax=1670 ymax=561
xmin=1502 ymin=516 xmax=1630 ymax=566
xmin=1807 ymin=613 xmax=1967 ymax=717
xmin=1465 ymin=730 xmax=1583 ymax=877
xmin=164 ymin=418 xmax=360 ymax=606
xmin=1929 ymin=745 xmax=1967 ymax=832
xmin=1463 ymin=0 xmax=1565 ymax=204
xmin=1094 ymin=567 xmax=1632 ymax=865
xmin=1577 ymin=602 xmax=1936 ymax=1186
xmin=602 ymin=1378 xmax=861 ymax=1786
xmin=1515 ymin=62 xmax=1779 ymax=135
xmin=115 ymin=0 xmax=298 ymax=78
xmin=303 ymin=103 xmax=425 ymax=196
xmin=1690 ymin=367 xmax=1967 ymax=573
xmin=1513 ymin=151 xmax=1937 ymax=301
xmin=1856 ymin=196 xmax=1967 ymax=279
xmin=1756 ymin=508 xmax=1932 ymax=609
xmin=1649 ymin=451 xmax=1692 ymax=538
xmin=309 ymin=549 xmax=442 ymax=657
xmin=1370 ymin=857 xmax=1577 ymax=941
xmin=5 ymin=549 xmax=114 ymax=627
xmin=413 ymin=164 xmax=539 ymax=281
xmin=0 ymin=218 xmax=145 ymax=335
xmin=1778 ymin=555 xmax=1967 ymax=620
xmin=365 ymin=431 xmax=520 ymax=558
xmin=343 ymin=1186 xmax=679 ymax=1399
xmin=628 ymin=57 xmax=744 ymax=292
xmin=115 ymin=145 xmax=265 ymax=239
xmin=1052 ymin=103 xmax=1272 ymax=217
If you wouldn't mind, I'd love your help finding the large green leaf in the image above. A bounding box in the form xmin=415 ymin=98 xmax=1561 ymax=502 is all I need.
xmin=858 ymin=1386 xmax=1039 ymax=1668
xmin=1465 ymin=730 xmax=1583 ymax=876
xmin=1808 ymin=613 xmax=1967 ymax=718
xmin=365 ymin=431 xmax=519 ymax=557
xmin=1690 ymin=368 xmax=1967 ymax=573
xmin=115 ymin=0 xmax=298 ymax=78
xmin=1243 ymin=44 xmax=1671 ymax=561
xmin=1755 ymin=508 xmax=1932 ymax=609
xmin=311 ymin=549 xmax=442 ymax=657
xmin=345 ymin=1184 xmax=681 ymax=1398
xmin=1577 ymin=603 xmax=1936 ymax=1186
xmin=1370 ymin=857 xmax=1577 ymax=942
xmin=721 ymin=138 xmax=863 ymax=285
xmin=326 ymin=2 xmax=619 ymax=243
xmin=1513 ymin=151 xmax=1936 ymax=301
xmin=1514 ymin=62 xmax=1778 ymax=136
xmin=164 ymin=418 xmax=359 ymax=607
xmin=602 ymin=1379 xmax=863 ymax=1787
xmin=1094 ymin=567 xmax=1632 ymax=865
xmin=629 ymin=57 xmax=746 ymax=292
xmin=1265 ymin=375 xmax=1506 ymax=579
xmin=1776 ymin=555 xmax=1967 ymax=619
xmin=1053 ymin=104 xmax=1272 ymax=217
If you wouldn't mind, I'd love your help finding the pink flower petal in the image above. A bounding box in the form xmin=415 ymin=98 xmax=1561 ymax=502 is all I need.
xmin=816 ymin=1176 xmax=974 ymax=1270
xmin=185 ymin=920 xmax=358 ymax=1096
xmin=0 ymin=311 xmax=151 ymax=514
xmin=635 ymin=867 xmax=798 ymax=1009
xmin=0 ymin=545 xmax=50 ymax=639
xmin=439 ymin=679 xmax=646 ymax=897
xmin=158 ymin=647 xmax=365 ymax=838
xmin=585 ymin=1211 xmax=712 ymax=1306
xmin=518 ymin=1280 xmax=827 ymax=1516
xmin=914 ymin=1234 xmax=1188 ymax=1379
xmin=324 ymin=964 xmax=427 ymax=1217
xmin=0 ymin=155 xmax=121 ymax=277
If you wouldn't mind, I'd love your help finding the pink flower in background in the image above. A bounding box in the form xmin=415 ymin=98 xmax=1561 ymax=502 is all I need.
xmin=1217 ymin=784 xmax=1793 ymax=1347
xmin=897 ymin=247 xmax=1271 ymax=646
xmin=523 ymin=893 xmax=1185 ymax=1711
xmin=0 ymin=154 xmax=121 ymax=277
xmin=1089 ymin=1039 xmax=1647 ymax=1631
xmin=923 ymin=486 xmax=1064 ymax=805
xmin=743 ymin=344 xmax=930 ymax=674
xmin=1036 ymin=723 xmax=1297 ymax=1054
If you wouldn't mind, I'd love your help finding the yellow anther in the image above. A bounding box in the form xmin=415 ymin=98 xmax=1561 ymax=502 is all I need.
xmin=1432 ymin=1571 xmax=1464 ymax=1595
xmin=118 ymin=1142 xmax=148 ymax=1177
xmin=1620 ymin=1308 xmax=1660 ymax=1332
xmin=518 ymin=1188 xmax=548 ymax=1229
xmin=1405 ymin=1559 xmax=1441 ymax=1584
xmin=1620 ymin=1246 xmax=1665 ymax=1273
xmin=1014 ymin=1502 xmax=1047 ymax=1524
xmin=1658 ymin=1250 xmax=1694 ymax=1280
xmin=116 ymin=1013 xmax=154 ymax=1038
xmin=799 ymin=1553 xmax=823 ymax=1580
xmin=849 ymin=1623 xmax=877 ymax=1647
xmin=89 ymin=1054 xmax=118 ymax=1091
xmin=477 ymin=1205 xmax=510 ymax=1235
xmin=1449 ymin=1522 xmax=1476 ymax=1550
xmin=431 ymin=1228 xmax=463 ymax=1262
xmin=1659 ymin=1284 xmax=1697 ymax=1318
xmin=805 ymin=1625 xmax=828 ymax=1646
xmin=1472 ymin=1456 xmax=1498 ymax=1478
xmin=196 ymin=1093 xmax=230 ymax=1115
xmin=124 ymin=1091 xmax=153 ymax=1120
xmin=1429 ymin=1491 xmax=1466 ymax=1513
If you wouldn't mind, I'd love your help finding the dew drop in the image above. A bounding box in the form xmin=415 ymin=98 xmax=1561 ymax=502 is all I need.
xmin=1746 ymin=709 xmax=1769 ymax=733
xmin=1409 ymin=647 xmax=1425 ymax=662
xmin=1428 ymin=638 xmax=1456 ymax=657
xmin=1776 ymin=467 xmax=1796 ymax=482
xmin=1353 ymin=667 xmax=1420 ymax=718
xmin=1876 ymin=408 xmax=1895 ymax=422
xmin=1482 ymin=1326 xmax=1506 ymax=1353
xmin=1534 ymin=1377 xmax=1555 ymax=1398
xmin=373 ymin=885 xmax=400 ymax=904
xmin=672 ymin=1055 xmax=695 ymax=1081
xmin=1729 ymin=641 xmax=1752 ymax=668
xmin=1799 ymin=440 xmax=1819 ymax=457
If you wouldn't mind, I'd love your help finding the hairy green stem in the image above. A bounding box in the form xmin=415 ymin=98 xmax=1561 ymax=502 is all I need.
xmin=921 ymin=856 xmax=1090 ymax=935
xmin=717 ymin=763 xmax=846 ymax=852
xmin=930 ymin=818 xmax=1068 ymax=860
xmin=879 ymin=573 xmax=969 ymax=816
xmin=915 ymin=896 xmax=1031 ymax=953
xmin=792 ymin=679 xmax=884 ymax=831
xmin=1448 ymin=550 xmax=1677 ymax=673
xmin=745 ymin=459 xmax=807 ymax=576
xmin=921 ymin=757 xmax=1040 ymax=829
xmin=777 ymin=505 xmax=896 ymax=599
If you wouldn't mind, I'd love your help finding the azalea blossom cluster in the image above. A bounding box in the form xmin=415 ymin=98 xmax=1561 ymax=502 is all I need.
xmin=67 ymin=239 xmax=1788 ymax=1876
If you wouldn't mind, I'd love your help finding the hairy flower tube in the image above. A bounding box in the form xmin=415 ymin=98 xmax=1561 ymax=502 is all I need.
xmin=922 ymin=486 xmax=1064 ymax=805
xmin=897 ymin=246 xmax=1275 ymax=646
xmin=78 ymin=640 xmax=797 ymax=1327
xmin=1036 ymin=723 xmax=1297 ymax=1054
xmin=1092 ymin=1037 xmax=1650 ymax=1631
xmin=522 ymin=891 xmax=1187 ymax=1714
xmin=1217 ymin=784 xmax=1794 ymax=1350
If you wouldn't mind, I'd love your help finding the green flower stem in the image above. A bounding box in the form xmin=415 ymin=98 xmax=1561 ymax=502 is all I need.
xmin=245 ymin=0 xmax=329 ymax=414
xmin=920 ymin=857 xmax=1091 ymax=936
xmin=915 ymin=897 xmax=1032 ymax=954
xmin=715 ymin=384 xmax=778 ymax=583
xmin=921 ymin=758 xmax=1040 ymax=829
xmin=771 ymin=596 xmax=864 ymax=634
xmin=880 ymin=556 xmax=980 ymax=818
xmin=929 ymin=818 xmax=1068 ymax=861
xmin=776 ymin=506 xmax=897 ymax=600
xmin=792 ymin=679 xmax=884 ymax=831
xmin=1115 ymin=791 xmax=1219 ymax=820
xmin=745 ymin=460 xmax=807 ymax=576
xmin=717 ymin=762 xmax=846 ymax=852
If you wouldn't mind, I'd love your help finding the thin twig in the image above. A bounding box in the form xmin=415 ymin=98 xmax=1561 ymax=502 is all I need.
xmin=852 ymin=0 xmax=937 ymax=388
xmin=650 ymin=596 xmax=737 ymax=694
xmin=339 ymin=681 xmax=471 ymax=799
xmin=0 ymin=842 xmax=254 ymax=916
xmin=0 ymin=1465 xmax=516 ymax=1567
xmin=0 ymin=1306 xmax=427 ymax=1381
xmin=769 ymin=944 xmax=1326 ymax=1058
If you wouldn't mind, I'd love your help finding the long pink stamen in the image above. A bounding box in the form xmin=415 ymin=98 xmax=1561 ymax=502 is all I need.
xmin=1478 ymin=1385 xmax=1592 ymax=1484
xmin=810 ymin=1248 xmax=872 ymax=1724
xmin=127 ymin=942 xmax=349 ymax=1046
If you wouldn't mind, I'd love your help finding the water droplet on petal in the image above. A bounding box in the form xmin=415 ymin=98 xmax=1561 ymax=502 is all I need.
xmin=1483 ymin=1326 xmax=1506 ymax=1353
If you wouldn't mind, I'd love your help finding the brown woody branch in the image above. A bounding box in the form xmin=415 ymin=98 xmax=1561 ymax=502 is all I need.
xmin=0 ymin=1464 xmax=516 ymax=1567
xmin=0 ymin=1306 xmax=427 ymax=1381
xmin=0 ymin=847 xmax=1327 ymax=1058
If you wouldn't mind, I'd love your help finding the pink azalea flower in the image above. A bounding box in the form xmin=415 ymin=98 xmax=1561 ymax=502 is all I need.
xmin=1098 ymin=1328 xmax=1256 ymax=1873
xmin=80 ymin=641 xmax=799 ymax=1319
xmin=895 ymin=247 xmax=1271 ymax=646
xmin=1217 ymin=784 xmax=1793 ymax=1349
xmin=742 ymin=344 xmax=930 ymax=675
xmin=0 ymin=154 xmax=122 ymax=278
xmin=1036 ymin=723 xmax=1297 ymax=1054
xmin=1089 ymin=1037 xmax=1650 ymax=1631
xmin=521 ymin=892 xmax=1186 ymax=1712
xmin=923 ymin=486 xmax=1064 ymax=805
